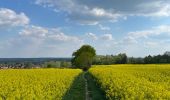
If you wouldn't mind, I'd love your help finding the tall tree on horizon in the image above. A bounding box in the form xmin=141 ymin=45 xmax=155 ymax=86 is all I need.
xmin=71 ymin=45 xmax=96 ymax=70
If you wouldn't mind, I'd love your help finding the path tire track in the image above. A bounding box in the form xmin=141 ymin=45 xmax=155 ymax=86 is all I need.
xmin=83 ymin=72 xmax=92 ymax=100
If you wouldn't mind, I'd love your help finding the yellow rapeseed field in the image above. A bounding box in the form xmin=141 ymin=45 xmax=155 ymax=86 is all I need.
xmin=0 ymin=69 xmax=82 ymax=100
xmin=89 ymin=64 xmax=170 ymax=100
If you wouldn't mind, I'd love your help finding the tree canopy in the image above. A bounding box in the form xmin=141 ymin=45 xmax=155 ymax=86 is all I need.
xmin=71 ymin=45 xmax=96 ymax=70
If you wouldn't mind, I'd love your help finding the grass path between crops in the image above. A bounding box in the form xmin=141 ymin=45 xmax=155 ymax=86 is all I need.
xmin=63 ymin=71 xmax=106 ymax=100
xmin=83 ymin=72 xmax=92 ymax=100
xmin=62 ymin=72 xmax=85 ymax=100
xmin=84 ymin=72 xmax=106 ymax=100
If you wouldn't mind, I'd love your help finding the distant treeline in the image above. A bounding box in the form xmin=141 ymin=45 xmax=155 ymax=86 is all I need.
xmin=93 ymin=53 xmax=127 ymax=65
xmin=129 ymin=51 xmax=170 ymax=64
xmin=93 ymin=51 xmax=170 ymax=65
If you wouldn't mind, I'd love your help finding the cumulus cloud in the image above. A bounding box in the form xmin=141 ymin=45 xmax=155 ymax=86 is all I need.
xmin=76 ymin=0 xmax=170 ymax=17
xmin=86 ymin=32 xmax=98 ymax=40
xmin=35 ymin=0 xmax=170 ymax=25
xmin=99 ymin=24 xmax=110 ymax=31
xmin=35 ymin=0 xmax=124 ymax=25
xmin=19 ymin=25 xmax=81 ymax=42
xmin=135 ymin=1 xmax=170 ymax=17
xmin=118 ymin=25 xmax=170 ymax=50
xmin=100 ymin=34 xmax=113 ymax=40
xmin=19 ymin=25 xmax=47 ymax=38
xmin=0 ymin=8 xmax=29 ymax=27
xmin=145 ymin=41 xmax=159 ymax=47
xmin=123 ymin=36 xmax=137 ymax=44
xmin=127 ymin=25 xmax=170 ymax=39
xmin=66 ymin=7 xmax=123 ymax=25
xmin=85 ymin=33 xmax=114 ymax=41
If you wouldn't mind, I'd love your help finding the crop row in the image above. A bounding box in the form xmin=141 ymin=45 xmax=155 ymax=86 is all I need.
xmin=89 ymin=65 xmax=170 ymax=100
xmin=0 ymin=69 xmax=82 ymax=100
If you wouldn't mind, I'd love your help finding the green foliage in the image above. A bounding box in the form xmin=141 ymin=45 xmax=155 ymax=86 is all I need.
xmin=115 ymin=53 xmax=127 ymax=64
xmin=93 ymin=51 xmax=170 ymax=64
xmin=60 ymin=61 xmax=72 ymax=67
xmin=144 ymin=54 xmax=170 ymax=64
xmin=24 ymin=62 xmax=34 ymax=68
xmin=127 ymin=57 xmax=144 ymax=64
xmin=44 ymin=61 xmax=61 ymax=68
xmin=93 ymin=53 xmax=127 ymax=65
xmin=43 ymin=61 xmax=72 ymax=68
xmin=72 ymin=45 xmax=96 ymax=70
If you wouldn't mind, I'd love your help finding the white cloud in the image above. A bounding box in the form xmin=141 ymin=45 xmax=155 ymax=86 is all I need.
xmin=86 ymin=32 xmax=98 ymax=40
xmin=100 ymin=34 xmax=113 ymax=40
xmin=85 ymin=33 xmax=114 ymax=41
xmin=123 ymin=36 xmax=137 ymax=44
xmin=35 ymin=0 xmax=124 ymax=25
xmin=19 ymin=25 xmax=81 ymax=42
xmin=47 ymin=32 xmax=81 ymax=42
xmin=86 ymin=33 xmax=113 ymax=43
xmin=19 ymin=25 xmax=47 ymax=38
xmin=135 ymin=1 xmax=170 ymax=17
xmin=90 ymin=8 xmax=122 ymax=21
xmin=35 ymin=0 xmax=170 ymax=25
xmin=127 ymin=25 xmax=170 ymax=39
xmin=145 ymin=42 xmax=159 ymax=47
xmin=99 ymin=24 xmax=110 ymax=31
xmin=67 ymin=7 xmax=123 ymax=25
xmin=0 ymin=8 xmax=29 ymax=27
xmin=128 ymin=30 xmax=154 ymax=39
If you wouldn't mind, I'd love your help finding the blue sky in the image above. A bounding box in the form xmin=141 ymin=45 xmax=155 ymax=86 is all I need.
xmin=0 ymin=0 xmax=170 ymax=58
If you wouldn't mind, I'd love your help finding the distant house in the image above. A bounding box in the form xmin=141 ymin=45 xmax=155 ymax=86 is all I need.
xmin=1 ymin=67 xmax=8 ymax=69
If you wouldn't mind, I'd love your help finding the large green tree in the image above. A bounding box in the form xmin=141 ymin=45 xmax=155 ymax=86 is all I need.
xmin=72 ymin=45 xmax=96 ymax=70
